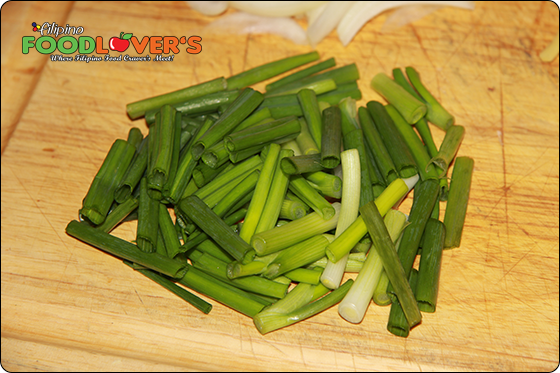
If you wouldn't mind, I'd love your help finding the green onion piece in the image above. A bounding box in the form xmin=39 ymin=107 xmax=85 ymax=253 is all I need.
xmin=212 ymin=170 xmax=259 ymax=219
xmin=226 ymin=51 xmax=320 ymax=90
xmin=162 ymin=110 xmax=184 ymax=198
xmin=304 ymin=171 xmax=342 ymax=199
xmin=225 ymin=117 xmax=300 ymax=153
xmin=257 ymin=282 xmax=316 ymax=315
xmin=178 ymin=265 xmax=266 ymax=317
xmin=289 ymin=174 xmax=335 ymax=220
xmin=316 ymin=81 xmax=362 ymax=106
xmin=191 ymin=88 xmax=264 ymax=159
xmin=266 ymin=78 xmax=337 ymax=98
xmin=66 ymin=220 xmax=188 ymax=279
xmin=266 ymin=57 xmax=336 ymax=92
xmin=233 ymin=107 xmax=274 ymax=132
xmin=281 ymin=154 xmax=324 ymax=175
xmin=405 ymin=66 xmax=455 ymax=131
xmin=373 ymin=230 xmax=404 ymax=306
xmin=296 ymin=117 xmax=320 ymax=155
xmin=115 ymin=136 xmax=149 ymax=203
xmin=370 ymin=72 xmax=426 ymax=124
xmin=387 ymin=268 xmax=419 ymax=337
xmin=124 ymin=261 xmax=212 ymax=314
xmin=360 ymin=201 xmax=422 ymax=328
xmin=253 ymin=279 xmax=354 ymax=334
xmin=201 ymin=141 xmax=231 ymax=169
xmin=366 ymin=101 xmax=418 ymax=178
xmin=311 ymin=253 xmax=366 ymax=273
xmin=338 ymin=209 xmax=407 ymax=323
xmin=297 ymin=89 xmax=323 ymax=150
xmin=415 ymin=219 xmax=445 ymax=312
xmin=279 ymin=198 xmax=308 ymax=220
xmin=136 ymin=178 xmax=160 ymax=253
xmin=255 ymin=149 xmax=294 ymax=233
xmin=195 ymin=239 xmax=234 ymax=263
xmin=343 ymin=129 xmax=376 ymax=206
xmin=429 ymin=125 xmax=465 ymax=177
xmin=239 ymin=144 xmax=282 ymax=242
xmin=193 ymin=161 xmax=232 ymax=188
xmin=258 ymin=94 xmax=303 ymax=119
xmin=320 ymin=106 xmax=342 ymax=168
xmin=179 ymin=195 xmax=252 ymax=262
xmin=158 ymin=203 xmax=182 ymax=258
xmin=385 ymin=104 xmax=439 ymax=182
xmin=443 ymin=156 xmax=474 ymax=249
xmin=97 ymin=197 xmax=138 ymax=233
xmin=79 ymin=139 xmax=136 ymax=225
xmin=251 ymin=202 xmax=341 ymax=256
xmin=127 ymin=77 xmax=227 ymax=120
xmin=358 ymin=106 xmax=398 ymax=185
xmin=320 ymin=149 xmax=361 ymax=289
xmin=387 ymin=179 xmax=440 ymax=300
xmin=263 ymin=234 xmax=333 ymax=280
xmin=284 ymin=267 xmax=323 ymax=284
xmin=126 ymin=127 xmax=143 ymax=149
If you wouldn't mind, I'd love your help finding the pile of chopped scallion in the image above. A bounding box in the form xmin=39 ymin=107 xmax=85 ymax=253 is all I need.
xmin=66 ymin=51 xmax=474 ymax=337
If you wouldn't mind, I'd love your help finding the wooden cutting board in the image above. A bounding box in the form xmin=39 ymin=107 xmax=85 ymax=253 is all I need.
xmin=2 ymin=1 xmax=558 ymax=371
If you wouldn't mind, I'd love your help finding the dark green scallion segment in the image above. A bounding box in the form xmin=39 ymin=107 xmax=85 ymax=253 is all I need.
xmin=296 ymin=118 xmax=320 ymax=155
xmin=66 ymin=220 xmax=188 ymax=279
xmin=212 ymin=170 xmax=259 ymax=219
xmin=366 ymin=101 xmax=418 ymax=179
xmin=162 ymin=110 xmax=184 ymax=198
xmin=360 ymin=201 xmax=422 ymax=328
xmin=297 ymin=89 xmax=323 ymax=150
xmin=387 ymin=179 xmax=440 ymax=299
xmin=253 ymin=279 xmax=354 ymax=334
xmin=258 ymin=94 xmax=303 ymax=119
xmin=191 ymin=88 xmax=264 ymax=160
xmin=194 ymin=238 xmax=235 ymax=263
xmin=266 ymin=57 xmax=336 ymax=92
xmin=193 ymin=161 xmax=232 ymax=188
xmin=97 ymin=197 xmax=138 ymax=233
xmin=405 ymin=66 xmax=455 ymax=131
xmin=136 ymin=178 xmax=160 ymax=253
xmin=178 ymin=265 xmax=266 ymax=317
xmin=226 ymin=51 xmax=320 ymax=90
xmin=158 ymin=203 xmax=182 ymax=258
xmin=316 ymin=81 xmax=362 ymax=106
xmin=320 ymin=106 xmax=342 ymax=169
xmin=144 ymin=90 xmax=240 ymax=126
xmin=359 ymin=107 xmax=397 ymax=185
xmin=126 ymin=127 xmax=144 ymax=149
xmin=147 ymin=105 xmax=178 ymax=197
xmin=124 ymin=261 xmax=212 ymax=314
xmin=370 ymin=72 xmax=426 ymax=125
xmin=80 ymin=139 xmax=136 ymax=225
xmin=289 ymin=175 xmax=335 ymax=220
xmin=387 ymin=269 xmax=419 ymax=338
xmin=225 ymin=117 xmax=300 ymax=153
xmin=385 ymin=104 xmax=439 ymax=182
xmin=281 ymin=154 xmax=324 ymax=175
xmin=115 ymin=136 xmax=149 ymax=203
xmin=429 ymin=125 xmax=465 ymax=177
xmin=416 ymin=219 xmax=445 ymax=313
xmin=127 ymin=77 xmax=227 ymax=120
xmin=443 ymin=156 xmax=474 ymax=249
xmin=179 ymin=195 xmax=252 ymax=262
xmin=265 ymin=78 xmax=337 ymax=98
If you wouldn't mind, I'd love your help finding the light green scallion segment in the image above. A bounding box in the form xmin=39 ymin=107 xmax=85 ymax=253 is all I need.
xmin=311 ymin=253 xmax=366 ymax=273
xmin=429 ymin=125 xmax=465 ymax=177
xmin=304 ymin=171 xmax=342 ymax=199
xmin=443 ymin=156 xmax=474 ymax=249
xmin=360 ymin=201 xmax=422 ymax=328
xmin=295 ymin=117 xmax=320 ymax=155
xmin=265 ymin=57 xmax=336 ymax=92
xmin=251 ymin=202 xmax=340 ymax=256
xmin=212 ymin=170 xmax=259 ymax=219
xmin=405 ymin=66 xmax=455 ymax=131
xmin=279 ymin=198 xmax=308 ymax=220
xmin=79 ymin=139 xmax=136 ymax=225
xmin=416 ymin=219 xmax=445 ymax=312
xmin=284 ymin=267 xmax=323 ymax=284
xmin=238 ymin=144 xmax=282 ymax=242
xmin=289 ymin=174 xmax=335 ymax=220
xmin=297 ymin=89 xmax=323 ymax=151
xmin=338 ymin=209 xmax=408 ymax=324
xmin=226 ymin=51 xmax=320 ymax=90
xmin=370 ymin=72 xmax=426 ymax=125
xmin=126 ymin=77 xmax=227 ymax=120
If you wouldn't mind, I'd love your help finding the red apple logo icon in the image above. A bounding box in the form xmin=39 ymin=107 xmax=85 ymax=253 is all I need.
xmin=109 ymin=32 xmax=132 ymax=52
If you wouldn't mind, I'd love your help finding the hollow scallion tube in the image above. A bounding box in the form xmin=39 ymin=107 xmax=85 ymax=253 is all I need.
xmin=370 ymin=72 xmax=426 ymax=124
xmin=311 ymin=253 xmax=366 ymax=273
xmin=191 ymin=88 xmax=264 ymax=159
xmin=297 ymin=88 xmax=323 ymax=150
xmin=320 ymin=149 xmax=361 ymax=289
xmin=266 ymin=78 xmax=337 ymax=98
xmin=289 ymin=174 xmax=335 ymax=220
xmin=266 ymin=57 xmax=336 ymax=92
xmin=405 ymin=66 xmax=454 ymax=131
xmin=212 ymin=169 xmax=259 ymax=219
xmin=443 ymin=156 xmax=474 ymax=248
xmin=79 ymin=139 xmax=136 ymax=225
xmin=281 ymin=154 xmax=324 ymax=175
xmin=97 ymin=197 xmax=138 ymax=233
xmin=360 ymin=201 xmax=422 ymax=328
xmin=304 ymin=171 xmax=342 ymax=199
xmin=320 ymin=106 xmax=342 ymax=169
xmin=66 ymin=220 xmax=188 ymax=279
xmin=158 ymin=203 xmax=182 ymax=258
xmin=193 ymin=161 xmax=232 ymax=188
xmin=225 ymin=117 xmax=300 ymax=153
xmin=284 ymin=267 xmax=323 ymax=284
xmin=415 ymin=219 xmax=445 ymax=313
xmin=226 ymin=51 xmax=320 ymax=90
xmin=238 ymin=144 xmax=281 ymax=243
xmin=373 ymin=233 xmax=404 ymax=306
xmin=387 ymin=268 xmax=419 ymax=337
xmin=127 ymin=77 xmax=227 ymax=120
xmin=429 ymin=125 xmax=465 ymax=177
xmin=316 ymin=81 xmax=362 ymax=106
xmin=367 ymin=101 xmax=418 ymax=179
xmin=296 ymin=117 xmax=320 ymax=155
xmin=136 ymin=178 xmax=160 ymax=253
xmin=279 ymin=198 xmax=308 ymax=220
xmin=251 ymin=202 xmax=341 ymax=256
xmin=338 ymin=209 xmax=408 ymax=323
xmin=115 ymin=136 xmax=149 ymax=203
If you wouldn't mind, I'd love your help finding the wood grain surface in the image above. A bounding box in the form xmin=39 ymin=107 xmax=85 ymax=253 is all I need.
xmin=1 ymin=1 xmax=558 ymax=371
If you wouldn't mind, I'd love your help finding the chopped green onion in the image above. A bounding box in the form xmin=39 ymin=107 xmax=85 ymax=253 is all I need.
xmin=265 ymin=57 xmax=336 ymax=92
xmin=295 ymin=117 xmax=320 ymax=155
xmin=289 ymin=174 xmax=335 ymax=220
xmin=416 ymin=219 xmax=445 ymax=312
xmin=443 ymin=156 xmax=474 ymax=249
xmin=136 ymin=178 xmax=160 ymax=253
xmin=284 ymin=267 xmax=323 ymax=284
xmin=115 ymin=136 xmax=149 ymax=203
xmin=304 ymin=171 xmax=342 ymax=199
xmin=279 ymin=198 xmax=308 ymax=220
xmin=266 ymin=78 xmax=337 ymax=98
xmin=281 ymin=154 xmax=324 ymax=175
xmin=158 ymin=203 xmax=182 ymax=258
xmin=316 ymin=81 xmax=362 ymax=106
xmin=225 ymin=117 xmax=300 ymax=153
xmin=320 ymin=106 xmax=342 ymax=168
xmin=429 ymin=125 xmax=465 ymax=177
xmin=387 ymin=268 xmax=419 ymax=337
xmin=97 ymin=197 xmax=138 ymax=234
xmin=297 ymin=88 xmax=324 ymax=150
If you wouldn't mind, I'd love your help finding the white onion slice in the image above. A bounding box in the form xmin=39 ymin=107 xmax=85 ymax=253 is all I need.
xmin=380 ymin=4 xmax=443 ymax=34
xmin=337 ymin=1 xmax=475 ymax=47
xmin=187 ymin=1 xmax=229 ymax=16
xmin=228 ymin=1 xmax=327 ymax=18
xmin=204 ymin=12 xmax=309 ymax=45
xmin=305 ymin=2 xmax=328 ymax=27
xmin=307 ymin=1 xmax=357 ymax=48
